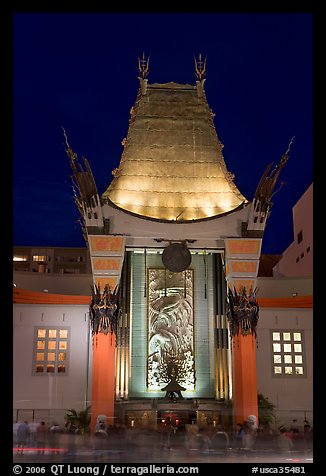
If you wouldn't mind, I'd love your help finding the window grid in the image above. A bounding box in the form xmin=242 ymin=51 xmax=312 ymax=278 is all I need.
xmin=271 ymin=330 xmax=305 ymax=377
xmin=33 ymin=327 xmax=69 ymax=375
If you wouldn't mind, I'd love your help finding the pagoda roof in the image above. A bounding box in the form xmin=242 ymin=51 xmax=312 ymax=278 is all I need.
xmin=102 ymin=80 xmax=248 ymax=222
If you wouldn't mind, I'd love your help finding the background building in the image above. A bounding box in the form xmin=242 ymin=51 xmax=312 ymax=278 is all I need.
xmin=273 ymin=183 xmax=313 ymax=277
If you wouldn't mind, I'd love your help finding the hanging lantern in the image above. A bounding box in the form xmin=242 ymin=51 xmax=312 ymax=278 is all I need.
xmin=162 ymin=242 xmax=192 ymax=272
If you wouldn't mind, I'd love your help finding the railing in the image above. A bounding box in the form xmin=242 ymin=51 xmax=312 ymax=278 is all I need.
xmin=273 ymin=409 xmax=313 ymax=429
xmin=13 ymin=408 xmax=68 ymax=426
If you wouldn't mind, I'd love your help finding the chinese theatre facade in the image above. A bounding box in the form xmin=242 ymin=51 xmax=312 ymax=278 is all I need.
xmin=65 ymin=55 xmax=291 ymax=431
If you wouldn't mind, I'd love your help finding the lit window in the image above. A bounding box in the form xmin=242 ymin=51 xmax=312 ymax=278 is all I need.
xmin=13 ymin=255 xmax=28 ymax=262
xmin=33 ymin=255 xmax=50 ymax=262
xmin=273 ymin=343 xmax=281 ymax=352
xmin=271 ymin=330 xmax=305 ymax=377
xmin=33 ymin=327 xmax=69 ymax=375
xmin=295 ymin=367 xmax=304 ymax=375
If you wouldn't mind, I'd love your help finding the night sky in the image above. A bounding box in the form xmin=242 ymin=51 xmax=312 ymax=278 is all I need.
xmin=13 ymin=12 xmax=313 ymax=255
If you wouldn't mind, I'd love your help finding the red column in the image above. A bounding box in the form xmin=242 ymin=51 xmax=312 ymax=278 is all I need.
xmin=90 ymin=332 xmax=116 ymax=432
xmin=232 ymin=333 xmax=258 ymax=425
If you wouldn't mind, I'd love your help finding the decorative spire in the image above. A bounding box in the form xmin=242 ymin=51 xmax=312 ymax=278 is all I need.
xmin=62 ymin=126 xmax=99 ymax=209
xmin=138 ymin=52 xmax=150 ymax=79
xmin=253 ymin=137 xmax=295 ymax=215
xmin=62 ymin=126 xmax=77 ymax=162
xmin=194 ymin=53 xmax=207 ymax=81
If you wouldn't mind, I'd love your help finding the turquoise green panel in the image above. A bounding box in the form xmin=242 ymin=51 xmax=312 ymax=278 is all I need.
xmin=128 ymin=252 xmax=217 ymax=399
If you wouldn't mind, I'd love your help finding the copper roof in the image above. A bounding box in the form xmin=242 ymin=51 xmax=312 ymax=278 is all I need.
xmin=102 ymin=81 xmax=247 ymax=221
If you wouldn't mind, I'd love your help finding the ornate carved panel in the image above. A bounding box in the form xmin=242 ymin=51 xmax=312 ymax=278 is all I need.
xmin=147 ymin=268 xmax=195 ymax=391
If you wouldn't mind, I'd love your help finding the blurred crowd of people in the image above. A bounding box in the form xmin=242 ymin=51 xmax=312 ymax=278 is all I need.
xmin=13 ymin=420 xmax=75 ymax=454
xmin=13 ymin=417 xmax=313 ymax=457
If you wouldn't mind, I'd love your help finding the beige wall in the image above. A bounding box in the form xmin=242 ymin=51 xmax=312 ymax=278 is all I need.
xmin=13 ymin=304 xmax=92 ymax=424
xmin=257 ymin=276 xmax=312 ymax=298
xmin=13 ymin=272 xmax=93 ymax=295
xmin=256 ymin=307 xmax=313 ymax=429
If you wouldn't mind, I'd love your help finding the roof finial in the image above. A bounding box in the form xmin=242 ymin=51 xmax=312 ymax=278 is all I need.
xmin=278 ymin=136 xmax=295 ymax=170
xmin=62 ymin=126 xmax=77 ymax=161
xmin=285 ymin=136 xmax=295 ymax=156
xmin=194 ymin=53 xmax=207 ymax=81
xmin=253 ymin=137 xmax=295 ymax=215
xmin=62 ymin=126 xmax=69 ymax=148
xmin=138 ymin=52 xmax=150 ymax=79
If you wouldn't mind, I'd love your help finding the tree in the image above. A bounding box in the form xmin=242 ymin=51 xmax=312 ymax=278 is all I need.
xmin=258 ymin=393 xmax=276 ymax=428
xmin=65 ymin=406 xmax=91 ymax=434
